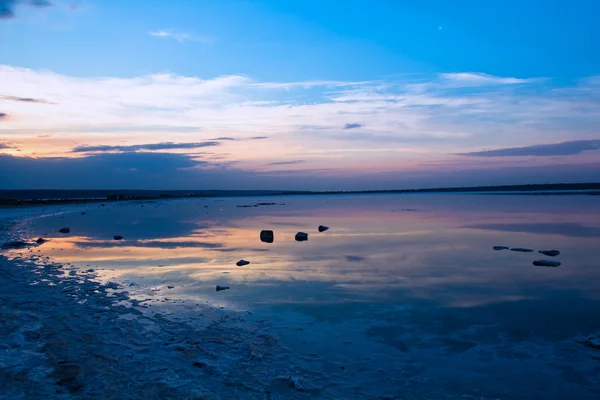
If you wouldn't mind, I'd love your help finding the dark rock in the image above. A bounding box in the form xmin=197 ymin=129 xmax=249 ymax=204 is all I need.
xmin=216 ymin=285 xmax=230 ymax=292
xmin=576 ymin=336 xmax=600 ymax=350
xmin=167 ymin=285 xmax=174 ymax=289
xmin=59 ymin=227 xmax=70 ymax=234
xmin=260 ymin=230 xmax=274 ymax=243
xmin=295 ymin=232 xmax=309 ymax=242
xmin=81 ymin=212 xmax=86 ymax=215
xmin=113 ymin=235 xmax=124 ymax=240
xmin=86 ymin=269 xmax=94 ymax=273
xmin=318 ymin=225 xmax=329 ymax=232
xmin=510 ymin=247 xmax=534 ymax=252
xmin=236 ymin=259 xmax=250 ymax=266
xmin=533 ymin=260 xmax=561 ymax=267
xmin=493 ymin=246 xmax=509 ymax=251
xmin=538 ymin=250 xmax=560 ymax=257
xmin=36 ymin=237 xmax=46 ymax=244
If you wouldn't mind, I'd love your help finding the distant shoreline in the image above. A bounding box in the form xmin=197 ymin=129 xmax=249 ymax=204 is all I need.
xmin=1 ymin=183 xmax=599 ymax=206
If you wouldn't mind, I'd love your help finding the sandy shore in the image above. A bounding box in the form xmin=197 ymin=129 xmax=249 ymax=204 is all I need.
xmin=0 ymin=217 xmax=316 ymax=399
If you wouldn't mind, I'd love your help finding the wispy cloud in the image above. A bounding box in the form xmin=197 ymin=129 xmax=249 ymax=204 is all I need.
xmin=266 ymin=160 xmax=305 ymax=166
xmin=0 ymin=0 xmax=52 ymax=19
xmin=0 ymin=142 xmax=12 ymax=149
xmin=457 ymin=140 xmax=600 ymax=157
xmin=72 ymin=142 xmax=220 ymax=153
xmin=0 ymin=94 xmax=54 ymax=104
xmin=149 ymin=29 xmax=214 ymax=44
xmin=439 ymin=72 xmax=542 ymax=86
xmin=343 ymin=123 xmax=363 ymax=130
xmin=209 ymin=136 xmax=268 ymax=141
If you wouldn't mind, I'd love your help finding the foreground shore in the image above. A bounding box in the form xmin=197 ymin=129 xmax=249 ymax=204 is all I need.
xmin=1 ymin=210 xmax=314 ymax=399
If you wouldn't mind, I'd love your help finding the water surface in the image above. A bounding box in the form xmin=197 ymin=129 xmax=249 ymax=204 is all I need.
xmin=11 ymin=194 xmax=600 ymax=399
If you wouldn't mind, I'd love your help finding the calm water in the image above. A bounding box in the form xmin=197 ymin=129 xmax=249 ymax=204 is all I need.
xmin=11 ymin=194 xmax=600 ymax=398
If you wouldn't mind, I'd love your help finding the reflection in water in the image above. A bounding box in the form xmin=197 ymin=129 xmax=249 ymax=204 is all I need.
xmin=13 ymin=194 xmax=600 ymax=399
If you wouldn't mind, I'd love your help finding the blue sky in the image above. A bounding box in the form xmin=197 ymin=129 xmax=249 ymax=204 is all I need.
xmin=1 ymin=0 xmax=599 ymax=190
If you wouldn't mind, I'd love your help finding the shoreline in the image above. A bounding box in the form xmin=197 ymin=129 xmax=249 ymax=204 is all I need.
xmin=0 ymin=217 xmax=301 ymax=399
xmin=2 ymin=187 xmax=599 ymax=208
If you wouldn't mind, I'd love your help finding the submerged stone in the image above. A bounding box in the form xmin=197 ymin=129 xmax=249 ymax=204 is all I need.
xmin=533 ymin=260 xmax=561 ymax=267
xmin=260 ymin=230 xmax=274 ymax=243
xmin=59 ymin=227 xmax=70 ymax=234
xmin=113 ymin=235 xmax=124 ymax=240
xmin=510 ymin=247 xmax=534 ymax=253
xmin=295 ymin=232 xmax=309 ymax=242
xmin=216 ymin=285 xmax=230 ymax=292
xmin=318 ymin=225 xmax=329 ymax=232
xmin=493 ymin=246 xmax=510 ymax=251
xmin=236 ymin=259 xmax=250 ymax=266
xmin=538 ymin=249 xmax=560 ymax=257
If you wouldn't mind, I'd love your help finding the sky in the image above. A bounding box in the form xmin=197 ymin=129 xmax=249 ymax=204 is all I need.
xmin=1 ymin=0 xmax=599 ymax=190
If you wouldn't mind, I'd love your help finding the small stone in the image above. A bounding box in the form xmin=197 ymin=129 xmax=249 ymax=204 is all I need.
xmin=260 ymin=230 xmax=274 ymax=243
xmin=113 ymin=235 xmax=124 ymax=240
xmin=510 ymin=247 xmax=534 ymax=252
xmin=36 ymin=237 xmax=46 ymax=244
xmin=493 ymin=246 xmax=509 ymax=251
xmin=81 ymin=212 xmax=86 ymax=215
xmin=59 ymin=227 xmax=70 ymax=234
xmin=318 ymin=225 xmax=329 ymax=232
xmin=167 ymin=285 xmax=174 ymax=289
xmin=216 ymin=285 xmax=230 ymax=292
xmin=538 ymin=250 xmax=560 ymax=257
xmin=295 ymin=232 xmax=309 ymax=242
xmin=86 ymin=269 xmax=94 ymax=273
xmin=533 ymin=260 xmax=561 ymax=267
xmin=236 ymin=260 xmax=250 ymax=266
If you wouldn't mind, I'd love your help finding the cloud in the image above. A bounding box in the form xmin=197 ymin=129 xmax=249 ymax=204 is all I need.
xmin=457 ymin=140 xmax=600 ymax=157
xmin=439 ymin=72 xmax=542 ymax=86
xmin=149 ymin=29 xmax=213 ymax=44
xmin=209 ymin=136 xmax=268 ymax=141
xmin=0 ymin=94 xmax=54 ymax=104
xmin=0 ymin=0 xmax=52 ymax=19
xmin=1 ymin=152 xmax=600 ymax=190
xmin=0 ymin=142 xmax=12 ymax=149
xmin=0 ymin=112 xmax=7 ymax=120
xmin=72 ymin=141 xmax=220 ymax=153
xmin=343 ymin=123 xmax=363 ymax=130
xmin=2 ymin=65 xmax=600 ymax=181
xmin=266 ymin=160 xmax=305 ymax=166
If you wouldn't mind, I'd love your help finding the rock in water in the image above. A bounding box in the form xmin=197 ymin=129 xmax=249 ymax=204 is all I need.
xmin=318 ymin=225 xmax=329 ymax=232
xmin=493 ymin=246 xmax=509 ymax=251
xmin=295 ymin=232 xmax=309 ymax=242
xmin=36 ymin=237 xmax=46 ymax=244
xmin=216 ymin=285 xmax=230 ymax=292
xmin=260 ymin=230 xmax=274 ymax=243
xmin=538 ymin=249 xmax=560 ymax=257
xmin=533 ymin=260 xmax=561 ymax=267
xmin=113 ymin=235 xmax=124 ymax=240
xmin=59 ymin=227 xmax=70 ymax=234
xmin=510 ymin=247 xmax=534 ymax=253
xmin=236 ymin=259 xmax=250 ymax=266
